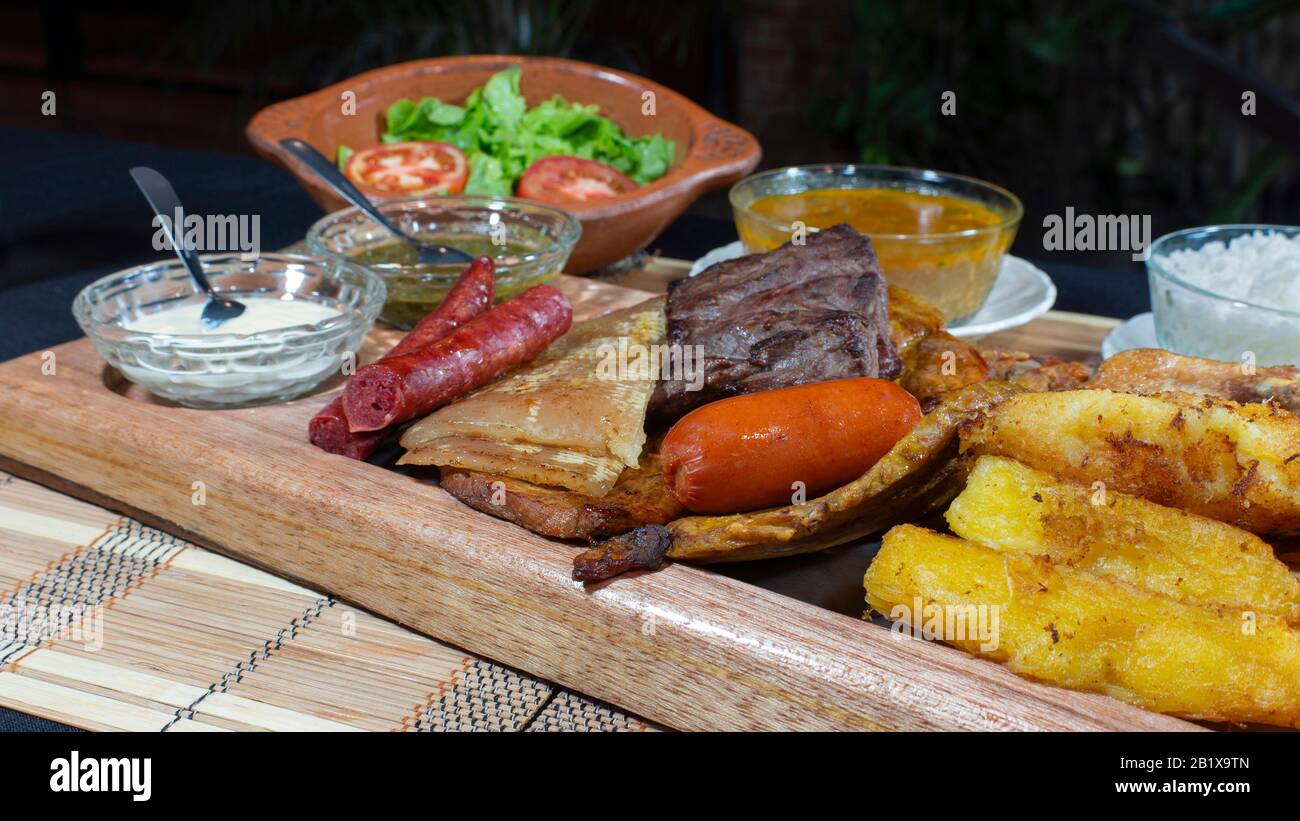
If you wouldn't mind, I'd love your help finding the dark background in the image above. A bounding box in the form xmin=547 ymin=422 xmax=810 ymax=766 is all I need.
xmin=4 ymin=0 xmax=1300 ymax=268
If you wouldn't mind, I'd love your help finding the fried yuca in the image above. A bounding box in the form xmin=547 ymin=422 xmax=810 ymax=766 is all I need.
xmin=961 ymin=389 xmax=1300 ymax=536
xmin=865 ymin=525 xmax=1300 ymax=727
xmin=946 ymin=456 xmax=1300 ymax=622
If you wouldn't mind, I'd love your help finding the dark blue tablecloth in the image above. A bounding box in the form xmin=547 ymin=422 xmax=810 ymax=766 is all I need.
xmin=0 ymin=127 xmax=1148 ymax=731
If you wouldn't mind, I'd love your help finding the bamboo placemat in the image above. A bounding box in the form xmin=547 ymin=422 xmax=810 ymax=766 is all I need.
xmin=0 ymin=471 xmax=656 ymax=732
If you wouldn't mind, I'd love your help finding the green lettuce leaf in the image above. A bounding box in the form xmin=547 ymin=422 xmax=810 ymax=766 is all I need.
xmin=421 ymin=98 xmax=465 ymax=126
xmin=464 ymin=153 xmax=512 ymax=197
xmin=626 ymin=134 xmax=676 ymax=184
xmin=480 ymin=65 xmax=526 ymax=129
xmin=377 ymin=67 xmax=676 ymax=195
xmin=385 ymin=99 xmax=420 ymax=135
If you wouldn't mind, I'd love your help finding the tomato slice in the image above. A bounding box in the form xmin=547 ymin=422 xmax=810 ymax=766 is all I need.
xmin=517 ymin=156 xmax=637 ymax=205
xmin=344 ymin=141 xmax=468 ymax=197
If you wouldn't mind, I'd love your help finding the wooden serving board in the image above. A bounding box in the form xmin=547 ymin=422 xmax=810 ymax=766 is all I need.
xmin=0 ymin=268 xmax=1195 ymax=731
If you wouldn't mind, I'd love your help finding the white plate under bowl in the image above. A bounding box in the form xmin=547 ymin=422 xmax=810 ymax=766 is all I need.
xmin=688 ymin=241 xmax=1056 ymax=338
xmin=1100 ymin=312 xmax=1156 ymax=360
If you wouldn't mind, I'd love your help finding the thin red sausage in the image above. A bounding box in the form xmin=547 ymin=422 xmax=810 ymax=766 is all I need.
xmin=343 ymin=285 xmax=572 ymax=432
xmin=308 ymin=257 xmax=494 ymax=458
xmin=382 ymin=256 xmax=496 ymax=358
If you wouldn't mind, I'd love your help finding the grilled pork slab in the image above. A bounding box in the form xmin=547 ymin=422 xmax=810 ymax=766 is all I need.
xmin=650 ymin=224 xmax=899 ymax=420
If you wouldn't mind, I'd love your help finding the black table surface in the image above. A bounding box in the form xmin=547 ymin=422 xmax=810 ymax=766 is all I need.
xmin=0 ymin=126 xmax=1147 ymax=731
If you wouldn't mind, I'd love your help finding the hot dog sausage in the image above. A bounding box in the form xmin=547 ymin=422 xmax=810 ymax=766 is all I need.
xmin=660 ymin=377 xmax=922 ymax=514
xmin=308 ymin=257 xmax=495 ymax=459
xmin=343 ymin=284 xmax=572 ymax=432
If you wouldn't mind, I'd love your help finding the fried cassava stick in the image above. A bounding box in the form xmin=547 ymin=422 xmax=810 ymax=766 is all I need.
xmin=946 ymin=455 xmax=1300 ymax=621
xmin=866 ymin=525 xmax=1300 ymax=728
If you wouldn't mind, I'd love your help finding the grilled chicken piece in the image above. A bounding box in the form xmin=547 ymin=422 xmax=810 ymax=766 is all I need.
xmin=887 ymin=283 xmax=946 ymax=354
xmin=898 ymin=332 xmax=991 ymax=410
xmin=980 ymin=348 xmax=1092 ymax=393
xmin=889 ymin=283 xmax=1091 ymax=407
xmin=892 ymin=332 xmax=1090 ymax=411
xmin=1090 ymin=348 xmax=1300 ymax=411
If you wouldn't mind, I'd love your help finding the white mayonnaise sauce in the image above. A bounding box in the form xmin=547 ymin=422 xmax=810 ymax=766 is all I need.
xmin=124 ymin=296 xmax=341 ymax=336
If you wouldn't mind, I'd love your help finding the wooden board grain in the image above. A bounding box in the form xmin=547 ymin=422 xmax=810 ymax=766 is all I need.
xmin=0 ymin=272 xmax=1192 ymax=731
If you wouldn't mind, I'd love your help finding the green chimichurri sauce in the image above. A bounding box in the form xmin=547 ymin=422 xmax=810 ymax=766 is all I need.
xmin=349 ymin=233 xmax=560 ymax=329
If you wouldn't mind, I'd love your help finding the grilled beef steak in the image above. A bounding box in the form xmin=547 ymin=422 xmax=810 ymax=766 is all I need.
xmin=650 ymin=224 xmax=899 ymax=420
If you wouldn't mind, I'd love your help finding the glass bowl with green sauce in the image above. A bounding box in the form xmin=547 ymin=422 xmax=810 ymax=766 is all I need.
xmin=306 ymin=195 xmax=581 ymax=328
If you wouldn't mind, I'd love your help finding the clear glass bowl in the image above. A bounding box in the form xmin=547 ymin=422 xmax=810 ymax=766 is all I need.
xmin=307 ymin=195 xmax=582 ymax=329
xmin=729 ymin=164 xmax=1022 ymax=322
xmin=72 ymin=253 xmax=384 ymax=408
xmin=1148 ymin=224 xmax=1300 ymax=367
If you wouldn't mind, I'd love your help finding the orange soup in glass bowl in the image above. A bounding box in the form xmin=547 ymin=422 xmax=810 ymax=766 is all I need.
xmin=730 ymin=165 xmax=1023 ymax=322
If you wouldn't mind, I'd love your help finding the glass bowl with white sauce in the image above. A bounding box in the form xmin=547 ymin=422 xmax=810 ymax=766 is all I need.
xmin=1147 ymin=225 xmax=1300 ymax=367
xmin=73 ymin=253 xmax=385 ymax=408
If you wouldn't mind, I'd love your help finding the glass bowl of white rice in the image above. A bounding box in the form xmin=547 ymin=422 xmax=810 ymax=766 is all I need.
xmin=1148 ymin=225 xmax=1300 ymax=367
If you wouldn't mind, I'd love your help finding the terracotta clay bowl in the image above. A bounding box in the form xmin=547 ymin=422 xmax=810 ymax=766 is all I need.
xmin=246 ymin=55 xmax=761 ymax=273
